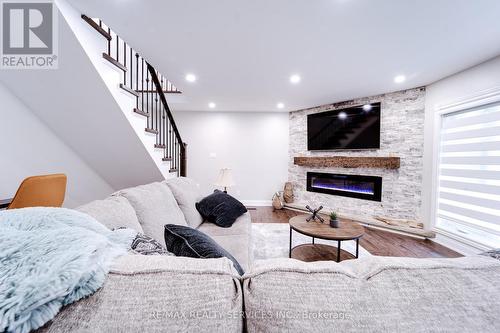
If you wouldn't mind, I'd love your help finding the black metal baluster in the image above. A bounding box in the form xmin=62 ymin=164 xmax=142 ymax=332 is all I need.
xmin=135 ymin=53 xmax=139 ymax=108
xmin=148 ymin=77 xmax=155 ymax=128
xmin=116 ymin=35 xmax=119 ymax=62
xmin=145 ymin=70 xmax=149 ymax=125
xmin=155 ymin=92 xmax=158 ymax=143
xmin=123 ymin=43 xmax=127 ymax=84
xmin=170 ymin=125 xmax=173 ymax=159
xmin=130 ymin=47 xmax=133 ymax=90
xmin=141 ymin=58 xmax=144 ymax=112
xmin=107 ymin=28 xmax=111 ymax=55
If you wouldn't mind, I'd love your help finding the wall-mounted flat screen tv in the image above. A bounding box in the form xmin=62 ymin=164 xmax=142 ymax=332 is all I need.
xmin=307 ymin=102 xmax=381 ymax=150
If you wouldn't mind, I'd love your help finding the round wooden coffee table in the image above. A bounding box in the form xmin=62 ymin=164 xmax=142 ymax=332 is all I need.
xmin=289 ymin=214 xmax=365 ymax=262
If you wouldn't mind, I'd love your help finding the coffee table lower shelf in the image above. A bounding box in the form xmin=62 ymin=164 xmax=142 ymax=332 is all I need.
xmin=290 ymin=244 xmax=358 ymax=262
xmin=289 ymin=228 xmax=361 ymax=263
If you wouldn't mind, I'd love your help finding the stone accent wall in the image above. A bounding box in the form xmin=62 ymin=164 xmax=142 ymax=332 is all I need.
xmin=288 ymin=87 xmax=425 ymax=220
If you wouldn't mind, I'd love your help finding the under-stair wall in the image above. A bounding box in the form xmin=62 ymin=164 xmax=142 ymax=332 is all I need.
xmin=0 ymin=0 xmax=186 ymax=195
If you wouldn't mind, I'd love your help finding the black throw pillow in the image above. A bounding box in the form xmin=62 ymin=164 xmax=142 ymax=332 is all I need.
xmin=479 ymin=249 xmax=500 ymax=261
xmin=195 ymin=190 xmax=247 ymax=228
xmin=164 ymin=224 xmax=244 ymax=275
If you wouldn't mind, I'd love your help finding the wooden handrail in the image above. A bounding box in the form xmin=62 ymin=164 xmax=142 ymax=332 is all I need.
xmin=81 ymin=14 xmax=186 ymax=177
xmin=147 ymin=64 xmax=187 ymax=176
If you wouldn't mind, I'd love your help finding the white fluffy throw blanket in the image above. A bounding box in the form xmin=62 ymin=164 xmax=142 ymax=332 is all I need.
xmin=0 ymin=207 xmax=136 ymax=333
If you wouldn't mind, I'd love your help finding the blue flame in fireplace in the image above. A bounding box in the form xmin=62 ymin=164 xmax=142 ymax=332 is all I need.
xmin=311 ymin=179 xmax=375 ymax=195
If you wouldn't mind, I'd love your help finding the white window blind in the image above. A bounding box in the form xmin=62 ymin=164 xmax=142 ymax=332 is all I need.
xmin=437 ymin=102 xmax=500 ymax=248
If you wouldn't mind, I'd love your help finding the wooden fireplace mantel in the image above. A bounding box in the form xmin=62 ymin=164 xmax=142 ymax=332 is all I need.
xmin=293 ymin=156 xmax=400 ymax=169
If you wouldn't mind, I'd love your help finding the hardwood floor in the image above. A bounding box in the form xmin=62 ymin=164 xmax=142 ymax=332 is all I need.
xmin=248 ymin=206 xmax=462 ymax=259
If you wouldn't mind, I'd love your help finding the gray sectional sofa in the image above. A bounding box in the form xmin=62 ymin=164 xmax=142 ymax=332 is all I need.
xmin=38 ymin=178 xmax=500 ymax=333
xmin=76 ymin=177 xmax=252 ymax=270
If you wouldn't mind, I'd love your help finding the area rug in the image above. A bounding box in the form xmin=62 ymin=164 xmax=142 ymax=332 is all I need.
xmin=251 ymin=223 xmax=372 ymax=260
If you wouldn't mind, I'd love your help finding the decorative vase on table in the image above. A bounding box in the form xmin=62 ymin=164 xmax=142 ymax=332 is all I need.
xmin=329 ymin=211 xmax=339 ymax=228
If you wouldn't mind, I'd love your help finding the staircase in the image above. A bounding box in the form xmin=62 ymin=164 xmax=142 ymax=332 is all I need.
xmin=81 ymin=15 xmax=186 ymax=176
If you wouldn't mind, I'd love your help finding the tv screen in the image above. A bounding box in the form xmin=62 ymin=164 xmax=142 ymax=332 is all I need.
xmin=307 ymin=102 xmax=381 ymax=150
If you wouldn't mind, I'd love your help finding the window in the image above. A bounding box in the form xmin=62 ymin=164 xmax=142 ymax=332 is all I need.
xmin=436 ymin=102 xmax=500 ymax=248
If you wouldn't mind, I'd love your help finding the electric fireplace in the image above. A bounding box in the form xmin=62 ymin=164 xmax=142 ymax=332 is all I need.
xmin=307 ymin=172 xmax=382 ymax=202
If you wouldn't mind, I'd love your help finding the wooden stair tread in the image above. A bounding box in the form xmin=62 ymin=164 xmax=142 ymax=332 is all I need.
xmin=102 ymin=53 xmax=127 ymax=72
xmin=154 ymin=144 xmax=166 ymax=149
xmin=120 ymin=84 xmax=139 ymax=97
xmin=145 ymin=128 xmax=158 ymax=134
xmin=133 ymin=108 xmax=149 ymax=117
xmin=162 ymin=157 xmax=172 ymax=161
xmin=169 ymin=169 xmax=178 ymax=173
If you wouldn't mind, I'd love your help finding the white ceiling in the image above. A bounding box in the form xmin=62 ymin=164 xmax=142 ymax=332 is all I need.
xmin=66 ymin=0 xmax=500 ymax=112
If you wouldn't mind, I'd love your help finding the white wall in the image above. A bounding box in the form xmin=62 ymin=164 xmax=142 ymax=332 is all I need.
xmin=0 ymin=83 xmax=114 ymax=208
xmin=422 ymin=55 xmax=500 ymax=227
xmin=174 ymin=111 xmax=289 ymax=204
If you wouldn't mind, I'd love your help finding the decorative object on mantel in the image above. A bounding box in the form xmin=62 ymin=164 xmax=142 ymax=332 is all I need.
xmin=305 ymin=205 xmax=325 ymax=223
xmin=214 ymin=168 xmax=235 ymax=193
xmin=283 ymin=182 xmax=294 ymax=203
xmin=329 ymin=211 xmax=339 ymax=228
xmin=272 ymin=191 xmax=284 ymax=210
xmin=373 ymin=216 xmax=424 ymax=229
xmin=283 ymin=203 xmax=436 ymax=238
xmin=293 ymin=156 xmax=400 ymax=169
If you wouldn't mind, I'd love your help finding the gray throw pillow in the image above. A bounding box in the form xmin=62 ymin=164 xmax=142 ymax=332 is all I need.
xmin=114 ymin=182 xmax=187 ymax=245
xmin=164 ymin=177 xmax=204 ymax=228
xmin=76 ymin=196 xmax=143 ymax=233
xmin=164 ymin=224 xmax=244 ymax=275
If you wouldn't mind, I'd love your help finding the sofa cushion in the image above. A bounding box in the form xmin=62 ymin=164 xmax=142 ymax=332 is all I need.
xmin=76 ymin=196 xmax=143 ymax=233
xmin=243 ymin=256 xmax=500 ymax=332
xmin=164 ymin=224 xmax=244 ymax=275
xmin=164 ymin=177 xmax=204 ymax=228
xmin=196 ymin=190 xmax=247 ymax=228
xmin=197 ymin=212 xmax=251 ymax=236
xmin=198 ymin=212 xmax=251 ymax=271
xmin=114 ymin=182 xmax=187 ymax=245
xmin=38 ymin=255 xmax=243 ymax=333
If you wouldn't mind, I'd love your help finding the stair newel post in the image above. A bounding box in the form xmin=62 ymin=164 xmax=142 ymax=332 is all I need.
xmin=174 ymin=140 xmax=177 ymax=172
xmin=135 ymin=53 xmax=139 ymax=109
xmin=180 ymin=143 xmax=187 ymax=177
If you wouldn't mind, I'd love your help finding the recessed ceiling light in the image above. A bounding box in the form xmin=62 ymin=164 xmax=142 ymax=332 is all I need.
xmin=277 ymin=102 xmax=285 ymax=109
xmin=362 ymin=104 xmax=373 ymax=111
xmin=290 ymin=74 xmax=301 ymax=84
xmin=185 ymin=73 xmax=196 ymax=82
xmin=338 ymin=112 xmax=347 ymax=120
xmin=394 ymin=75 xmax=406 ymax=84
xmin=208 ymin=102 xmax=216 ymax=109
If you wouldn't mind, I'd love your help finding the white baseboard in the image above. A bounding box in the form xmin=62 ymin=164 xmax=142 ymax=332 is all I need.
xmin=241 ymin=200 xmax=272 ymax=207
xmin=433 ymin=229 xmax=489 ymax=256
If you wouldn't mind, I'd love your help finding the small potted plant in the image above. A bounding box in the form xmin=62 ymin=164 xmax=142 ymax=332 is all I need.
xmin=329 ymin=211 xmax=339 ymax=228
